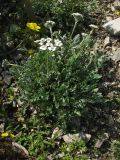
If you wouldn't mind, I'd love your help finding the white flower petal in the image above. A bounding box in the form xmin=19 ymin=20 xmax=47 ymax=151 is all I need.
xmin=46 ymin=42 xmax=53 ymax=47
xmin=34 ymin=40 xmax=41 ymax=43
xmin=39 ymin=45 xmax=47 ymax=50
xmin=54 ymin=39 xmax=63 ymax=47
xmin=48 ymin=46 xmax=56 ymax=51
xmin=46 ymin=38 xmax=52 ymax=42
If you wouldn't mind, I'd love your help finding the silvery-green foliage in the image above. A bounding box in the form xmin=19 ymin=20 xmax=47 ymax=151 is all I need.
xmin=13 ymin=35 xmax=103 ymax=127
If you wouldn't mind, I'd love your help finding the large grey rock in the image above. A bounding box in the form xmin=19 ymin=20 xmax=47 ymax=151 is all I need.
xmin=0 ymin=142 xmax=29 ymax=159
xmin=12 ymin=142 xmax=29 ymax=159
xmin=103 ymin=17 xmax=120 ymax=36
xmin=114 ymin=0 xmax=120 ymax=10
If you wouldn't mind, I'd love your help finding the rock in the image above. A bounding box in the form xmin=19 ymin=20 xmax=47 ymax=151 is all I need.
xmin=112 ymin=45 xmax=118 ymax=52
xmin=95 ymin=133 xmax=109 ymax=149
xmin=114 ymin=0 xmax=120 ymax=11
xmin=95 ymin=139 xmax=104 ymax=148
xmin=12 ymin=142 xmax=29 ymax=159
xmin=106 ymin=16 xmax=113 ymax=22
xmin=63 ymin=132 xmax=91 ymax=143
xmin=104 ymin=36 xmax=110 ymax=48
xmin=0 ymin=142 xmax=29 ymax=159
xmin=85 ymin=133 xmax=91 ymax=142
xmin=103 ymin=17 xmax=120 ymax=36
xmin=111 ymin=48 xmax=120 ymax=62
xmin=63 ymin=133 xmax=81 ymax=143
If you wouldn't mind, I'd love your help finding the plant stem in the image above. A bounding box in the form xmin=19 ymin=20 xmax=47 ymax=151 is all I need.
xmin=47 ymin=52 xmax=49 ymax=78
xmin=70 ymin=21 xmax=77 ymax=38
xmin=50 ymin=27 xmax=53 ymax=39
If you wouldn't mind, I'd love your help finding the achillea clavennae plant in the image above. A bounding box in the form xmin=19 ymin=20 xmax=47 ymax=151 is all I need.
xmin=12 ymin=34 xmax=103 ymax=127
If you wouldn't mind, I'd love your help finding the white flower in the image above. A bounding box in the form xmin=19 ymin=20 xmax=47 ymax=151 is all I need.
xmin=72 ymin=13 xmax=83 ymax=22
xmin=40 ymin=38 xmax=46 ymax=43
xmin=48 ymin=45 xmax=56 ymax=51
xmin=34 ymin=38 xmax=46 ymax=45
xmin=44 ymin=20 xmax=55 ymax=29
xmin=35 ymin=37 xmax=63 ymax=52
xmin=54 ymin=39 xmax=63 ymax=47
xmin=46 ymin=37 xmax=52 ymax=42
xmin=34 ymin=40 xmax=41 ymax=43
xmin=72 ymin=13 xmax=83 ymax=17
xmin=46 ymin=38 xmax=52 ymax=46
xmin=46 ymin=42 xmax=52 ymax=47
xmin=39 ymin=45 xmax=47 ymax=50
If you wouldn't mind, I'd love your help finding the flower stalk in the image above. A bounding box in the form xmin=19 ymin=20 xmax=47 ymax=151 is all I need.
xmin=70 ymin=13 xmax=83 ymax=38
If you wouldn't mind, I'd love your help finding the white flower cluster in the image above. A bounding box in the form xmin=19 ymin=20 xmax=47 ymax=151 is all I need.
xmin=44 ymin=21 xmax=55 ymax=29
xmin=72 ymin=13 xmax=83 ymax=22
xmin=34 ymin=38 xmax=63 ymax=51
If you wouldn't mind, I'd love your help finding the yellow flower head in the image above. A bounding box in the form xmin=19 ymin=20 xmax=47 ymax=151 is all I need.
xmin=1 ymin=132 xmax=15 ymax=138
xmin=27 ymin=49 xmax=33 ymax=55
xmin=10 ymin=133 xmax=15 ymax=138
xmin=26 ymin=22 xmax=41 ymax=31
xmin=114 ymin=11 xmax=120 ymax=16
xmin=1 ymin=132 xmax=9 ymax=137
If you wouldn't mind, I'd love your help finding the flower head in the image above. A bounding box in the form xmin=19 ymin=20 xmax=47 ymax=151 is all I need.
xmin=114 ymin=11 xmax=120 ymax=16
xmin=72 ymin=13 xmax=83 ymax=23
xmin=1 ymin=132 xmax=9 ymax=137
xmin=0 ymin=132 xmax=15 ymax=138
xmin=48 ymin=44 xmax=56 ymax=51
xmin=10 ymin=133 xmax=15 ymax=138
xmin=44 ymin=20 xmax=55 ymax=29
xmin=39 ymin=45 xmax=47 ymax=50
xmin=26 ymin=22 xmax=41 ymax=31
xmin=35 ymin=37 xmax=63 ymax=52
